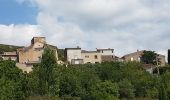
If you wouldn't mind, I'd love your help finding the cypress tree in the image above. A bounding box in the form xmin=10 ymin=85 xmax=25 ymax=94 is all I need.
xmin=38 ymin=47 xmax=58 ymax=96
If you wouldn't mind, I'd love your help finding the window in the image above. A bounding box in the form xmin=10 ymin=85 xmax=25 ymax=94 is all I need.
xmin=85 ymin=55 xmax=89 ymax=58
xmin=102 ymin=50 xmax=103 ymax=53
xmin=94 ymin=55 xmax=98 ymax=59
xmin=75 ymin=60 xmax=80 ymax=64
xmin=38 ymin=56 xmax=41 ymax=61
xmin=131 ymin=57 xmax=134 ymax=61
xmin=112 ymin=50 xmax=114 ymax=53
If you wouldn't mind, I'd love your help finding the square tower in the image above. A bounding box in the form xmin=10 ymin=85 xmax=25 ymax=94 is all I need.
xmin=31 ymin=37 xmax=46 ymax=44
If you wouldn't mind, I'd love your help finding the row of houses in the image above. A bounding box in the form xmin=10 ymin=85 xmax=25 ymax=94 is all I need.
xmin=0 ymin=37 xmax=166 ymax=72
xmin=65 ymin=47 xmax=117 ymax=64
xmin=64 ymin=47 xmax=165 ymax=65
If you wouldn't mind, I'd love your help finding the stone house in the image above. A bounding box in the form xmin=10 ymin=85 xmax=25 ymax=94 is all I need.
xmin=122 ymin=50 xmax=166 ymax=66
xmin=81 ymin=50 xmax=101 ymax=64
xmin=17 ymin=37 xmax=58 ymax=64
xmin=64 ymin=47 xmax=83 ymax=64
xmin=16 ymin=37 xmax=58 ymax=72
xmin=17 ymin=37 xmax=45 ymax=64
xmin=64 ymin=47 xmax=116 ymax=64
xmin=0 ymin=51 xmax=18 ymax=61
xmin=97 ymin=48 xmax=115 ymax=62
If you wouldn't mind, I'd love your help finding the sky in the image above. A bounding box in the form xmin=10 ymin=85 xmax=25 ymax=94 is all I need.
xmin=0 ymin=0 xmax=169 ymax=58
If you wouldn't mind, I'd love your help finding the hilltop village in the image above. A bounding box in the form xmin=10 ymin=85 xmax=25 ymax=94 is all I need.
xmin=0 ymin=37 xmax=166 ymax=73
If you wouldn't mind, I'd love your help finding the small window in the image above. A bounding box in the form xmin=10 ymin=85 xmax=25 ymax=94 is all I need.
xmin=102 ymin=50 xmax=103 ymax=53
xmin=94 ymin=55 xmax=98 ymax=59
xmin=85 ymin=55 xmax=89 ymax=58
xmin=112 ymin=50 xmax=114 ymax=53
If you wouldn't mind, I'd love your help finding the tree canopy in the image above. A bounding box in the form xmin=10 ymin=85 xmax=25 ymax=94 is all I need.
xmin=1 ymin=48 xmax=170 ymax=100
xmin=141 ymin=50 xmax=158 ymax=65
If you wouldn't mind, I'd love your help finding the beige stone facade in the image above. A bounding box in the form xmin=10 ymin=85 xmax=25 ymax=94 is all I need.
xmin=158 ymin=54 xmax=166 ymax=66
xmin=122 ymin=50 xmax=166 ymax=66
xmin=16 ymin=37 xmax=58 ymax=72
xmin=65 ymin=47 xmax=115 ymax=64
xmin=17 ymin=37 xmax=46 ymax=64
xmin=81 ymin=51 xmax=101 ymax=64
xmin=122 ymin=50 xmax=143 ymax=62
xmin=97 ymin=48 xmax=116 ymax=62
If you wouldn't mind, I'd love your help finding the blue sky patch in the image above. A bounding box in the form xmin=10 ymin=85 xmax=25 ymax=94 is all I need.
xmin=0 ymin=0 xmax=37 ymax=25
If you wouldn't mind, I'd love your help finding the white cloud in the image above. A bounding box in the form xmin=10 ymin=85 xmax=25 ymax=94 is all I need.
xmin=0 ymin=24 xmax=41 ymax=46
xmin=7 ymin=0 xmax=170 ymax=59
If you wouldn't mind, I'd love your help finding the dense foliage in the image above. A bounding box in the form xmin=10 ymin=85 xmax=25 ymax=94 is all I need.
xmin=1 ymin=48 xmax=170 ymax=100
xmin=141 ymin=50 xmax=158 ymax=65
xmin=57 ymin=49 xmax=65 ymax=61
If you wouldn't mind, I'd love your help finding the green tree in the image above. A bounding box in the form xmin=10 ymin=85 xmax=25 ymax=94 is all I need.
xmin=0 ymin=60 xmax=26 ymax=100
xmin=159 ymin=83 xmax=167 ymax=100
xmin=59 ymin=66 xmax=82 ymax=98
xmin=96 ymin=62 xmax=123 ymax=82
xmin=38 ymin=47 xmax=59 ymax=97
xmin=96 ymin=81 xmax=119 ymax=100
xmin=141 ymin=50 xmax=158 ymax=65
xmin=118 ymin=79 xmax=135 ymax=99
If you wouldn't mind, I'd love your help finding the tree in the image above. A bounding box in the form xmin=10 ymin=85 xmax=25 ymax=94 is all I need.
xmin=159 ymin=83 xmax=167 ymax=100
xmin=0 ymin=60 xmax=26 ymax=100
xmin=118 ymin=79 xmax=135 ymax=99
xmin=38 ymin=47 xmax=59 ymax=97
xmin=96 ymin=81 xmax=119 ymax=100
xmin=96 ymin=62 xmax=123 ymax=82
xmin=141 ymin=50 xmax=158 ymax=65
xmin=59 ymin=66 xmax=82 ymax=98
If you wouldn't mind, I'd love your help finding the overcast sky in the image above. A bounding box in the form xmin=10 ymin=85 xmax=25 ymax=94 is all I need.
xmin=0 ymin=0 xmax=169 ymax=58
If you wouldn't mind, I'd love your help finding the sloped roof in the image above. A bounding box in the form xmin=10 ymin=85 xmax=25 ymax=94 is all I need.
xmin=122 ymin=50 xmax=144 ymax=58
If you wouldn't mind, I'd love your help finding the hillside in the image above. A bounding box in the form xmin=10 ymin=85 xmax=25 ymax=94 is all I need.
xmin=0 ymin=44 xmax=23 ymax=54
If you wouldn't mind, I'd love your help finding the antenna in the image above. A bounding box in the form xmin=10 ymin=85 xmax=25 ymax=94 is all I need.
xmin=74 ymin=40 xmax=79 ymax=48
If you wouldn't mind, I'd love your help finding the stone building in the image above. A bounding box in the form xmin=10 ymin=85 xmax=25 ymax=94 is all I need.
xmin=65 ymin=47 xmax=116 ymax=64
xmin=97 ymin=48 xmax=115 ymax=62
xmin=17 ymin=37 xmax=46 ymax=64
xmin=16 ymin=37 xmax=58 ymax=72
xmin=122 ymin=50 xmax=143 ymax=62
xmin=81 ymin=50 xmax=101 ymax=64
xmin=122 ymin=50 xmax=166 ymax=66
xmin=0 ymin=51 xmax=18 ymax=61
xmin=64 ymin=47 xmax=83 ymax=64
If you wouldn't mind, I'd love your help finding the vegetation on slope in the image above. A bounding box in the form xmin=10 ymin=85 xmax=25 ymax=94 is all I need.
xmin=0 ymin=44 xmax=23 ymax=54
xmin=1 ymin=47 xmax=170 ymax=100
